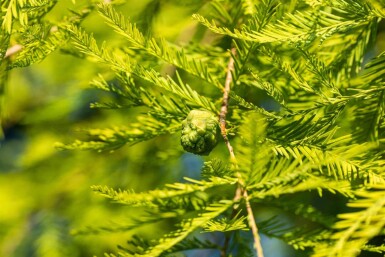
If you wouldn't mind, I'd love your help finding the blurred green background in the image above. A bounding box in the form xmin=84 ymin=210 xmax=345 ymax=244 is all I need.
xmin=0 ymin=1 xmax=207 ymax=256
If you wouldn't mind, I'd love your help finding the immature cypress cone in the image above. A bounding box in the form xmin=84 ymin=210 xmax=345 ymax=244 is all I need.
xmin=180 ymin=110 xmax=220 ymax=155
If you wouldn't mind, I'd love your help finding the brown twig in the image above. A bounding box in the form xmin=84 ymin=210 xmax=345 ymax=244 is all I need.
xmin=219 ymin=48 xmax=237 ymax=162
xmin=219 ymin=48 xmax=264 ymax=257
xmin=244 ymin=191 xmax=264 ymax=257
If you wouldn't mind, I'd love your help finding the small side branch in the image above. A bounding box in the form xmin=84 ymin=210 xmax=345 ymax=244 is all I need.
xmin=5 ymin=44 xmax=22 ymax=58
xmin=244 ymin=190 xmax=264 ymax=257
xmin=219 ymin=48 xmax=264 ymax=257
xmin=219 ymin=48 xmax=236 ymax=163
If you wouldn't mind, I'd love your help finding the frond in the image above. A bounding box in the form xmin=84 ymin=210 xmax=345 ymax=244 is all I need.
xmin=1 ymin=0 xmax=59 ymax=33
xmin=234 ymin=112 xmax=271 ymax=184
xmin=348 ymin=51 xmax=385 ymax=87
xmin=240 ymin=0 xmax=257 ymax=16
xmin=245 ymin=72 xmax=286 ymax=106
xmin=66 ymin=25 xmax=218 ymax=113
xmin=119 ymin=200 xmax=233 ymax=257
xmin=249 ymin=214 xmax=331 ymax=252
xmin=90 ymin=177 xmax=237 ymax=207
xmin=207 ymin=0 xmax=244 ymax=28
xmin=202 ymin=211 xmax=248 ymax=232
xmin=9 ymin=23 xmax=63 ymax=68
xmin=249 ymin=168 xmax=352 ymax=200
xmin=65 ymin=24 xmax=130 ymax=71
xmin=312 ymin=185 xmax=385 ymax=257
xmin=192 ymin=13 xmax=248 ymax=40
xmin=317 ymin=19 xmax=378 ymax=79
xmin=89 ymin=73 xmax=143 ymax=107
xmin=201 ymin=158 xmax=233 ymax=178
xmin=252 ymin=0 xmax=280 ymax=30
xmin=257 ymin=45 xmax=325 ymax=96
xmin=21 ymin=0 xmax=57 ymax=21
xmin=367 ymin=0 xmax=385 ymax=17
xmin=295 ymin=48 xmax=340 ymax=93
xmin=90 ymin=72 xmax=191 ymax=117
xmin=231 ymin=40 xmax=255 ymax=83
xmin=233 ymin=111 xmax=353 ymax=201
xmin=272 ymin=140 xmax=385 ymax=184
xmin=267 ymin=108 xmax=341 ymax=146
xmin=97 ymin=3 xmax=223 ymax=89
xmin=9 ymin=5 xmax=93 ymax=68
xmin=194 ymin=1 xmax=377 ymax=44
xmin=349 ymin=90 xmax=385 ymax=143
xmin=269 ymin=197 xmax=337 ymax=227
xmin=133 ymin=68 xmax=217 ymax=113
xmin=361 ymin=244 xmax=385 ymax=254
xmin=286 ymin=229 xmax=331 ymax=251
xmin=55 ymin=113 xmax=182 ymax=151
xmin=229 ymin=92 xmax=281 ymax=119
xmin=130 ymin=0 xmax=160 ymax=35
xmin=2 ymin=0 xmax=28 ymax=33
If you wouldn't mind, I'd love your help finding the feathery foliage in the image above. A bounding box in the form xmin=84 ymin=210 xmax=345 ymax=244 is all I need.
xmin=2 ymin=0 xmax=385 ymax=256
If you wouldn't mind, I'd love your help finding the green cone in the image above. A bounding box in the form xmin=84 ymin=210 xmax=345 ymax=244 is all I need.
xmin=181 ymin=110 xmax=220 ymax=155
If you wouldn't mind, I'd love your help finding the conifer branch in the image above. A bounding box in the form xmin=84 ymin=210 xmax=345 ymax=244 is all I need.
xmin=220 ymin=48 xmax=264 ymax=257
xmin=244 ymin=190 xmax=264 ymax=257
xmin=8 ymin=1 xmax=385 ymax=256
xmin=220 ymin=48 xmax=237 ymax=163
